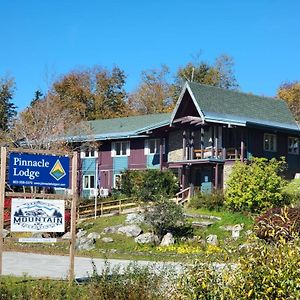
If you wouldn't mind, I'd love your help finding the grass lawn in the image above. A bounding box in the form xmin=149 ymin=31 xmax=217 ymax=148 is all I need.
xmin=4 ymin=207 xmax=254 ymax=262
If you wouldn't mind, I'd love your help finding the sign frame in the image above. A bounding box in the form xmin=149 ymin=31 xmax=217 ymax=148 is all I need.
xmin=0 ymin=147 xmax=78 ymax=282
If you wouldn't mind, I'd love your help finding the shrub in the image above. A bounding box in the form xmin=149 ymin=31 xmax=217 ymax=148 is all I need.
xmin=255 ymin=206 xmax=300 ymax=242
xmin=225 ymin=157 xmax=288 ymax=213
xmin=145 ymin=198 xmax=185 ymax=239
xmin=176 ymin=238 xmax=300 ymax=299
xmin=282 ymin=178 xmax=300 ymax=206
xmin=121 ymin=169 xmax=179 ymax=201
xmin=189 ymin=190 xmax=224 ymax=211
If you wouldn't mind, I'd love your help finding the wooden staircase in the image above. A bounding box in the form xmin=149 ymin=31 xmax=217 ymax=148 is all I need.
xmin=172 ymin=187 xmax=191 ymax=205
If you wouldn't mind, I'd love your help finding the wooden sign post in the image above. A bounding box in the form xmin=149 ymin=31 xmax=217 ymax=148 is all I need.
xmin=0 ymin=147 xmax=78 ymax=281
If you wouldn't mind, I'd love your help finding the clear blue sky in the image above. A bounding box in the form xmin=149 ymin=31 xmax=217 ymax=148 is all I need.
xmin=1 ymin=0 xmax=299 ymax=112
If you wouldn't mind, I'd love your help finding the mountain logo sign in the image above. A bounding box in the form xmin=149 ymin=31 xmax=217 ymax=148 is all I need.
xmin=50 ymin=159 xmax=66 ymax=181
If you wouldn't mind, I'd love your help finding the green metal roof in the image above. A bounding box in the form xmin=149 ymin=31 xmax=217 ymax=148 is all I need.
xmin=187 ymin=82 xmax=299 ymax=132
xmin=68 ymin=113 xmax=171 ymax=142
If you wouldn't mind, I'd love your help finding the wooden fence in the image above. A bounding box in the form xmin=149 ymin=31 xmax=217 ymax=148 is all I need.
xmin=78 ymin=198 xmax=138 ymax=219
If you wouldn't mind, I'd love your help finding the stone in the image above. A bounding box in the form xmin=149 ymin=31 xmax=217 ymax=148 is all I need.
xmin=192 ymin=221 xmax=215 ymax=228
xmin=2 ymin=229 xmax=9 ymax=238
xmin=61 ymin=232 xmax=71 ymax=239
xmin=117 ymin=225 xmax=142 ymax=237
xmin=101 ymin=237 xmax=114 ymax=243
xmin=76 ymin=237 xmax=95 ymax=251
xmin=206 ymin=234 xmax=218 ymax=246
xmin=87 ymin=232 xmax=101 ymax=240
xmin=102 ymin=224 xmax=123 ymax=234
xmin=31 ymin=232 xmax=43 ymax=238
xmin=76 ymin=229 xmax=87 ymax=238
xmin=135 ymin=232 xmax=159 ymax=244
xmin=160 ymin=233 xmax=175 ymax=246
xmin=125 ymin=213 xmax=144 ymax=225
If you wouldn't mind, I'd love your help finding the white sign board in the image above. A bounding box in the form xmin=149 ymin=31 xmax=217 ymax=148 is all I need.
xmin=11 ymin=198 xmax=65 ymax=232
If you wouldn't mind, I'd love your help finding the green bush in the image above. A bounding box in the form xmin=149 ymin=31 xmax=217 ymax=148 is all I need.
xmin=225 ymin=157 xmax=288 ymax=213
xmin=176 ymin=238 xmax=300 ymax=299
xmin=121 ymin=169 xmax=179 ymax=201
xmin=145 ymin=198 xmax=185 ymax=239
xmin=255 ymin=206 xmax=300 ymax=242
xmin=282 ymin=178 xmax=300 ymax=206
xmin=189 ymin=190 xmax=224 ymax=211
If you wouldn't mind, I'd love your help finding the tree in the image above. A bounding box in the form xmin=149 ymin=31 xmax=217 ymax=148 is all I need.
xmin=277 ymin=81 xmax=300 ymax=121
xmin=176 ymin=54 xmax=238 ymax=90
xmin=52 ymin=66 xmax=130 ymax=121
xmin=128 ymin=65 xmax=176 ymax=114
xmin=0 ymin=77 xmax=17 ymax=132
xmin=225 ymin=157 xmax=288 ymax=213
xmin=11 ymin=92 xmax=91 ymax=150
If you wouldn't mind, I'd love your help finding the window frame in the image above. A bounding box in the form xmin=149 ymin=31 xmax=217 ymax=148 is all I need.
xmin=80 ymin=150 xmax=98 ymax=158
xmin=111 ymin=141 xmax=130 ymax=157
xmin=113 ymin=174 xmax=122 ymax=189
xmin=263 ymin=133 xmax=277 ymax=152
xmin=144 ymin=138 xmax=166 ymax=155
xmin=82 ymin=174 xmax=96 ymax=189
xmin=288 ymin=136 xmax=299 ymax=155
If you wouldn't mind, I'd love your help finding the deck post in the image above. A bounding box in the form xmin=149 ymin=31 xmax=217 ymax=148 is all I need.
xmin=200 ymin=127 xmax=204 ymax=159
xmin=159 ymin=137 xmax=163 ymax=170
xmin=241 ymin=131 xmax=245 ymax=162
xmin=234 ymin=129 xmax=238 ymax=159
xmin=214 ymin=163 xmax=219 ymax=189
xmin=190 ymin=131 xmax=194 ymax=159
xmin=183 ymin=131 xmax=186 ymax=160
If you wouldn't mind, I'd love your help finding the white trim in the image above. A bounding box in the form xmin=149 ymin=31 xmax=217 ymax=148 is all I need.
xmin=111 ymin=141 xmax=130 ymax=157
xmin=113 ymin=173 xmax=122 ymax=189
xmin=83 ymin=174 xmax=96 ymax=190
xmin=186 ymin=83 xmax=206 ymax=121
xmin=81 ymin=150 xmax=98 ymax=158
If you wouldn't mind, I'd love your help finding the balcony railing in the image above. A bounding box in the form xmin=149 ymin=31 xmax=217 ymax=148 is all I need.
xmin=193 ymin=147 xmax=246 ymax=160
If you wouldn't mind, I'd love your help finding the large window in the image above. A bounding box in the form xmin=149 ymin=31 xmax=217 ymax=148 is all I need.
xmin=264 ymin=133 xmax=277 ymax=152
xmin=145 ymin=138 xmax=166 ymax=155
xmin=112 ymin=141 xmax=130 ymax=157
xmin=83 ymin=175 xmax=95 ymax=189
xmin=288 ymin=137 xmax=299 ymax=154
xmin=113 ymin=174 xmax=122 ymax=189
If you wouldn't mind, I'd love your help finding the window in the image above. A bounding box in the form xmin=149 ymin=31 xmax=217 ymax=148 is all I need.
xmin=113 ymin=174 xmax=122 ymax=189
xmin=83 ymin=175 xmax=95 ymax=189
xmin=264 ymin=133 xmax=277 ymax=152
xmin=112 ymin=141 xmax=130 ymax=157
xmin=81 ymin=150 xmax=98 ymax=158
xmin=145 ymin=138 xmax=166 ymax=155
xmin=288 ymin=137 xmax=299 ymax=154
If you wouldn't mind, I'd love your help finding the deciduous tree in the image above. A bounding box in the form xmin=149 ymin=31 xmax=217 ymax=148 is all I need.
xmin=277 ymin=81 xmax=300 ymax=121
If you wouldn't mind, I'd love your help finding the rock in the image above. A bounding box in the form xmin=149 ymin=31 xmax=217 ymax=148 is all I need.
xmin=192 ymin=221 xmax=215 ymax=228
xmin=61 ymin=232 xmax=71 ymax=239
xmin=31 ymin=232 xmax=43 ymax=238
xmin=117 ymin=225 xmax=142 ymax=237
xmin=102 ymin=237 xmax=114 ymax=243
xmin=206 ymin=234 xmax=218 ymax=246
xmin=76 ymin=229 xmax=87 ymax=238
xmin=87 ymin=232 xmax=101 ymax=240
xmin=2 ymin=229 xmax=9 ymax=238
xmin=76 ymin=237 xmax=95 ymax=251
xmin=135 ymin=232 xmax=159 ymax=244
xmin=220 ymin=223 xmax=244 ymax=239
xmin=184 ymin=213 xmax=221 ymax=221
xmin=102 ymin=224 xmax=123 ymax=234
xmin=160 ymin=233 xmax=175 ymax=246
xmin=125 ymin=213 xmax=144 ymax=225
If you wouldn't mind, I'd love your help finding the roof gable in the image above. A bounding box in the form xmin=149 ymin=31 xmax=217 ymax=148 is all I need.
xmin=185 ymin=82 xmax=299 ymax=131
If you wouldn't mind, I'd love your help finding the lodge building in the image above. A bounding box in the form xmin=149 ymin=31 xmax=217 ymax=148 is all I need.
xmin=65 ymin=82 xmax=300 ymax=198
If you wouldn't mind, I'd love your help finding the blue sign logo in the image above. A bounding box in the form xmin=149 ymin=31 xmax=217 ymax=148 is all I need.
xmin=9 ymin=153 xmax=70 ymax=188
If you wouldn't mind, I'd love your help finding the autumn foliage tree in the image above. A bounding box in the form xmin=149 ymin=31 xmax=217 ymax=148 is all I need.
xmin=277 ymin=81 xmax=300 ymax=121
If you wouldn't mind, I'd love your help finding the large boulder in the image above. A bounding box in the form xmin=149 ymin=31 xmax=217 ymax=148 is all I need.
xmin=76 ymin=229 xmax=87 ymax=238
xmin=125 ymin=213 xmax=145 ymax=225
xmin=76 ymin=237 xmax=95 ymax=251
xmin=206 ymin=234 xmax=218 ymax=246
xmin=135 ymin=232 xmax=159 ymax=244
xmin=101 ymin=237 xmax=114 ymax=243
xmin=61 ymin=231 xmax=71 ymax=239
xmin=87 ymin=232 xmax=101 ymax=240
xmin=117 ymin=225 xmax=142 ymax=237
xmin=102 ymin=224 xmax=123 ymax=234
xmin=160 ymin=233 xmax=174 ymax=247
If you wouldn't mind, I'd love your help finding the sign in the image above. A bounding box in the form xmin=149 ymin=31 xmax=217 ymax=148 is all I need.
xmin=9 ymin=153 xmax=70 ymax=188
xmin=11 ymin=198 xmax=65 ymax=232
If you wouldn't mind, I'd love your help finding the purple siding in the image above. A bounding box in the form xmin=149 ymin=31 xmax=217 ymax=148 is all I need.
xmin=128 ymin=139 xmax=146 ymax=169
xmin=99 ymin=141 xmax=113 ymax=168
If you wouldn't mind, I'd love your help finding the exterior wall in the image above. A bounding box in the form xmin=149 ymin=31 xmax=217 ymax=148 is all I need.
xmin=223 ymin=161 xmax=235 ymax=190
xmin=168 ymin=129 xmax=184 ymax=162
xmin=128 ymin=139 xmax=146 ymax=169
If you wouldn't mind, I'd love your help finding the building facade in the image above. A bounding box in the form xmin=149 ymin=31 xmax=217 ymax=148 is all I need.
xmin=68 ymin=82 xmax=300 ymax=198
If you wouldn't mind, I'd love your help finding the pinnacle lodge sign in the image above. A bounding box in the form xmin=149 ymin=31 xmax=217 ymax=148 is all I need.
xmin=9 ymin=153 xmax=70 ymax=188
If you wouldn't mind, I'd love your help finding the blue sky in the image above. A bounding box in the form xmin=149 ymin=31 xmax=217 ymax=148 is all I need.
xmin=1 ymin=0 xmax=299 ymax=112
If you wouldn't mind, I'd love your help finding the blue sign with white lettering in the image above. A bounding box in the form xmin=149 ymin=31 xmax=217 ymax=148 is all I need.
xmin=9 ymin=153 xmax=70 ymax=188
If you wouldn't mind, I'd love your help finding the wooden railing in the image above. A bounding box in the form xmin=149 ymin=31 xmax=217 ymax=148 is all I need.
xmin=175 ymin=187 xmax=191 ymax=205
xmin=78 ymin=198 xmax=138 ymax=219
